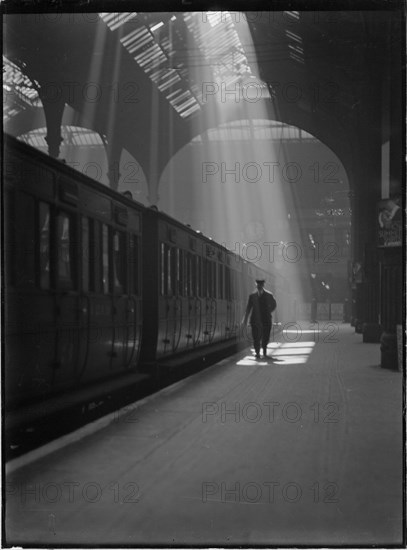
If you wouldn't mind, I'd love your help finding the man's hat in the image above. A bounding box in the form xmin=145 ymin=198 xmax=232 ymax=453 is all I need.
xmin=255 ymin=279 xmax=265 ymax=284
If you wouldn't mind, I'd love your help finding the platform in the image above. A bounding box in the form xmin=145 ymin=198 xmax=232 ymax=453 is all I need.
xmin=5 ymin=323 xmax=404 ymax=546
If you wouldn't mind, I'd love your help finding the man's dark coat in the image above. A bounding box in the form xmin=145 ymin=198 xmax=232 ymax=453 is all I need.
xmin=243 ymin=290 xmax=276 ymax=326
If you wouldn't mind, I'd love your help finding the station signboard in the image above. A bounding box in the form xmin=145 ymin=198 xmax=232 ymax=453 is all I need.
xmin=378 ymin=196 xmax=402 ymax=247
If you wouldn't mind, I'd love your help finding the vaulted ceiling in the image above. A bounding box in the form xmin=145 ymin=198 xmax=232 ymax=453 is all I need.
xmin=3 ymin=8 xmax=400 ymax=187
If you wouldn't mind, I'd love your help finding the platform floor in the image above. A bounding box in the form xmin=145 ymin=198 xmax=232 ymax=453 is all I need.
xmin=5 ymin=323 xmax=404 ymax=546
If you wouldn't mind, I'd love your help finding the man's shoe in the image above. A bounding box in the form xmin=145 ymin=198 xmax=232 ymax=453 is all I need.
xmin=255 ymin=353 xmax=261 ymax=359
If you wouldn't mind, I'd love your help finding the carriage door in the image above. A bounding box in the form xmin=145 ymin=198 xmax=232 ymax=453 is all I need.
xmin=171 ymin=245 xmax=182 ymax=352
xmin=184 ymin=250 xmax=199 ymax=348
xmin=54 ymin=209 xmax=81 ymax=391
xmin=111 ymin=226 xmax=129 ymax=369
xmin=125 ymin=233 xmax=141 ymax=367
xmin=193 ymin=255 xmax=202 ymax=345
xmin=78 ymin=216 xmax=92 ymax=379
xmin=185 ymin=251 xmax=193 ymax=348
xmin=203 ymin=250 xmax=217 ymax=343
xmin=159 ymin=243 xmax=180 ymax=355
xmin=175 ymin=248 xmax=188 ymax=351
xmin=225 ymin=265 xmax=234 ymax=338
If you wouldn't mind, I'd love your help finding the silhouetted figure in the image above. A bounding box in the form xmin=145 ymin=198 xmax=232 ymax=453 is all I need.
xmin=242 ymin=279 xmax=277 ymax=359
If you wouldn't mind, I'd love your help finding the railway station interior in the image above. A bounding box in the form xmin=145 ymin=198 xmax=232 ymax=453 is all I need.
xmin=3 ymin=3 xmax=405 ymax=547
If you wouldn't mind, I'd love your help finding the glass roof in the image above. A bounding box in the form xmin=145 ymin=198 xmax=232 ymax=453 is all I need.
xmin=192 ymin=120 xmax=316 ymax=142
xmin=4 ymin=12 xmax=305 ymax=125
xmin=18 ymin=126 xmax=105 ymax=149
xmin=3 ymin=56 xmax=42 ymax=123
xmin=99 ymin=11 xmax=260 ymax=119
xmin=284 ymin=15 xmax=304 ymax=65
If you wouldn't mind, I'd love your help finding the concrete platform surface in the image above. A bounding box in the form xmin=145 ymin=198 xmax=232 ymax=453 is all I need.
xmin=5 ymin=323 xmax=404 ymax=546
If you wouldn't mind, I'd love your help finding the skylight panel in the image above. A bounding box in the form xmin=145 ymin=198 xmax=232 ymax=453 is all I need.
xmin=206 ymin=12 xmax=224 ymax=27
xmin=121 ymin=29 xmax=142 ymax=48
xmin=180 ymin=103 xmax=201 ymax=118
xmin=166 ymin=88 xmax=183 ymax=100
xmin=289 ymin=52 xmax=305 ymax=64
xmin=99 ymin=13 xmax=138 ymax=32
xmin=178 ymin=97 xmax=197 ymax=113
xmin=284 ymin=11 xmax=300 ymax=21
xmin=285 ymin=29 xmax=303 ymax=43
xmin=171 ymin=90 xmax=192 ymax=105
xmin=137 ymin=46 xmax=165 ymax=68
xmin=288 ymin=43 xmax=304 ymax=55
xmin=100 ymin=12 xmax=205 ymax=119
xmin=3 ymin=56 xmax=42 ymax=123
xmin=120 ymin=28 xmax=152 ymax=54
xmin=185 ymin=12 xmax=256 ymax=96
xmin=157 ymin=73 xmax=182 ymax=92
xmin=150 ymin=22 xmax=164 ymax=32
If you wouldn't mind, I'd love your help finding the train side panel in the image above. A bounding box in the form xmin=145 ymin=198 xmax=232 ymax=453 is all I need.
xmin=4 ymin=137 xmax=143 ymax=410
xmin=141 ymin=213 xmax=245 ymax=364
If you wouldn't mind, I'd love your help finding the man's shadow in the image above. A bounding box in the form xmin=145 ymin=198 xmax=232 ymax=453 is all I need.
xmin=256 ymin=355 xmax=285 ymax=363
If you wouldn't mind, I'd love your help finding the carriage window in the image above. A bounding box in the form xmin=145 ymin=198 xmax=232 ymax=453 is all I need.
xmin=160 ymin=242 xmax=165 ymax=295
xmin=233 ymin=271 xmax=238 ymax=300
xmin=161 ymin=243 xmax=175 ymax=296
xmin=177 ymin=248 xmax=183 ymax=296
xmin=212 ymin=262 xmax=217 ymax=298
xmin=102 ymin=224 xmax=109 ymax=293
xmin=113 ymin=230 xmax=126 ymax=294
xmin=206 ymin=261 xmax=212 ymax=298
xmin=202 ymin=259 xmax=207 ymax=297
xmin=81 ymin=217 xmax=89 ymax=292
xmin=166 ymin=245 xmax=171 ymax=295
xmin=188 ymin=253 xmax=194 ymax=297
xmin=130 ymin=234 xmax=139 ymax=295
xmin=196 ymin=256 xmax=201 ymax=296
xmin=206 ymin=261 xmax=217 ymax=298
xmin=167 ymin=245 xmax=175 ymax=296
xmin=218 ymin=264 xmax=224 ymax=299
xmin=186 ymin=253 xmax=194 ymax=297
xmin=88 ymin=219 xmax=97 ymax=292
xmin=183 ymin=253 xmax=188 ymax=296
xmin=225 ymin=266 xmax=230 ymax=300
xmin=191 ymin=254 xmax=196 ymax=296
xmin=185 ymin=253 xmax=190 ymax=297
xmin=39 ymin=202 xmax=50 ymax=289
xmin=57 ymin=212 xmax=74 ymax=289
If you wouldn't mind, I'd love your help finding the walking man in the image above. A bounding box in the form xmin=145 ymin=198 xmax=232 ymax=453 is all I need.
xmin=242 ymin=279 xmax=277 ymax=359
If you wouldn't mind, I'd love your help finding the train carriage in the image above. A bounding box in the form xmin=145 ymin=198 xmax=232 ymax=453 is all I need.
xmin=4 ymin=136 xmax=143 ymax=409
xmin=3 ymin=134 xmax=296 ymax=419
xmin=141 ymin=208 xmax=244 ymax=364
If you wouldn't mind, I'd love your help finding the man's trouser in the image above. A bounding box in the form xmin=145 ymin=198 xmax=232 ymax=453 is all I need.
xmin=251 ymin=323 xmax=272 ymax=354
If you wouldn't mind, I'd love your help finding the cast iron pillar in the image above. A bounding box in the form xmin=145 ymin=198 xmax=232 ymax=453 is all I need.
xmin=379 ymin=12 xmax=403 ymax=370
xmin=41 ymin=91 xmax=65 ymax=158
xmin=104 ymin=134 xmax=123 ymax=191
